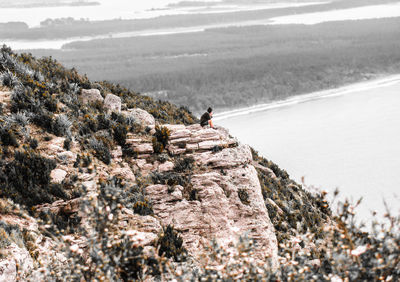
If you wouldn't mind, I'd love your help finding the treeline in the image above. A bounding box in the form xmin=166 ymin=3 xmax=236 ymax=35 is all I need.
xmin=29 ymin=17 xmax=400 ymax=114
xmin=0 ymin=0 xmax=395 ymax=40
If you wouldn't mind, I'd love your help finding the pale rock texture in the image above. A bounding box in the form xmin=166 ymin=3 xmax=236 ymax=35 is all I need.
xmin=125 ymin=108 xmax=155 ymax=127
xmin=0 ymin=243 xmax=33 ymax=281
xmin=111 ymin=165 xmax=136 ymax=183
xmin=146 ymin=129 xmax=279 ymax=266
xmin=104 ymin=93 xmax=122 ymax=112
xmin=80 ymin=89 xmax=103 ymax=104
xmin=158 ymin=161 xmax=174 ymax=172
xmin=50 ymin=168 xmax=67 ymax=184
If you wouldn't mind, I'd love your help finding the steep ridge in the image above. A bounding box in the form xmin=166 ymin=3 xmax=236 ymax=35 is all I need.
xmin=0 ymin=47 xmax=335 ymax=280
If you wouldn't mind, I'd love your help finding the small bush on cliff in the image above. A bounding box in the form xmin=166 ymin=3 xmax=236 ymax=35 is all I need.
xmin=157 ymin=225 xmax=187 ymax=262
xmin=152 ymin=125 xmax=170 ymax=153
xmin=0 ymin=221 xmax=24 ymax=251
xmin=238 ymin=188 xmax=250 ymax=205
xmin=88 ymin=137 xmax=111 ymax=165
xmin=0 ymin=149 xmax=68 ymax=208
xmin=173 ymin=156 xmax=195 ymax=173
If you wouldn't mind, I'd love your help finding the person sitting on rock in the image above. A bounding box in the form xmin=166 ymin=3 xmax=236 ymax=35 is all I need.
xmin=200 ymin=107 xmax=214 ymax=128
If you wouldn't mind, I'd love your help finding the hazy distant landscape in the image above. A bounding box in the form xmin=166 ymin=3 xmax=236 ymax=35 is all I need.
xmin=0 ymin=0 xmax=98 ymax=8
xmin=29 ymin=17 xmax=400 ymax=113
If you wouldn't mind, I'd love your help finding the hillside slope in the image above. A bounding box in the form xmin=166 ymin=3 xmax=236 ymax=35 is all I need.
xmin=0 ymin=46 xmax=398 ymax=281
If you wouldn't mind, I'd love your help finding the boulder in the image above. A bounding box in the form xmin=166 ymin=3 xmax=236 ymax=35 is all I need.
xmin=126 ymin=108 xmax=155 ymax=127
xmin=158 ymin=161 xmax=174 ymax=172
xmin=80 ymin=89 xmax=103 ymax=104
xmin=50 ymin=169 xmax=67 ymax=184
xmin=104 ymin=93 xmax=121 ymax=112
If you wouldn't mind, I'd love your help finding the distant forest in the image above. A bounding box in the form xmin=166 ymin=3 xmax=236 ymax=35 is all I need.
xmin=29 ymin=17 xmax=400 ymax=114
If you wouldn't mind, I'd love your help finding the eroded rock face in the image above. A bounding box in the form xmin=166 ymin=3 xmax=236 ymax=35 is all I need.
xmin=145 ymin=131 xmax=279 ymax=266
xmin=104 ymin=93 xmax=122 ymax=112
xmin=80 ymin=89 xmax=103 ymax=104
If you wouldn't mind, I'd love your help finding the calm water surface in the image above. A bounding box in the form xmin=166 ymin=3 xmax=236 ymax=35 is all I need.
xmin=217 ymin=80 xmax=400 ymax=222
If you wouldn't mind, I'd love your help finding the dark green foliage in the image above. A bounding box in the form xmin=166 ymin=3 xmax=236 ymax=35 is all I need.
xmin=173 ymin=156 xmax=194 ymax=173
xmin=89 ymin=137 xmax=111 ymax=165
xmin=252 ymin=148 xmax=330 ymax=243
xmin=151 ymin=171 xmax=190 ymax=187
xmin=52 ymin=114 xmax=72 ymax=137
xmin=63 ymin=138 xmax=71 ymax=150
xmin=113 ymin=123 xmax=127 ymax=146
xmin=38 ymin=209 xmax=81 ymax=234
xmin=28 ymin=137 xmax=38 ymax=149
xmin=133 ymin=198 xmax=153 ymax=216
xmin=32 ymin=111 xmax=54 ymax=134
xmin=0 ymin=127 xmax=19 ymax=147
xmin=74 ymin=153 xmax=92 ymax=168
xmin=152 ymin=125 xmax=170 ymax=154
xmin=0 ymin=221 xmax=24 ymax=250
xmin=157 ymin=225 xmax=187 ymax=262
xmin=238 ymin=189 xmax=250 ymax=205
xmin=0 ymin=149 xmax=68 ymax=208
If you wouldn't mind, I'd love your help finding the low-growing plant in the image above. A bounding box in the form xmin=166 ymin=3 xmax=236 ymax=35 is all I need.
xmin=173 ymin=156 xmax=195 ymax=173
xmin=0 ymin=221 xmax=24 ymax=252
xmin=238 ymin=188 xmax=250 ymax=205
xmin=152 ymin=125 xmax=170 ymax=153
xmin=53 ymin=114 xmax=72 ymax=137
xmin=88 ymin=137 xmax=111 ymax=165
xmin=157 ymin=225 xmax=187 ymax=262
xmin=0 ymin=149 xmax=68 ymax=208
xmin=0 ymin=70 xmax=21 ymax=88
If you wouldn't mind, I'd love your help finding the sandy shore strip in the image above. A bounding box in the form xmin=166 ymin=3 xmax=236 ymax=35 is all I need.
xmin=213 ymin=74 xmax=400 ymax=121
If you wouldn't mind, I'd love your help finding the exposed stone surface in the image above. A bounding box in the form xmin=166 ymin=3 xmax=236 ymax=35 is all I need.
xmin=133 ymin=143 xmax=154 ymax=154
xmin=111 ymin=165 xmax=136 ymax=183
xmin=125 ymin=108 xmax=155 ymax=127
xmin=158 ymin=161 xmax=174 ymax=172
xmin=145 ymin=127 xmax=279 ymax=266
xmin=0 ymin=243 xmax=33 ymax=281
xmin=165 ymin=124 xmax=237 ymax=155
xmin=80 ymin=89 xmax=104 ymax=104
xmin=35 ymin=198 xmax=81 ymax=216
xmin=50 ymin=168 xmax=67 ymax=184
xmin=104 ymin=93 xmax=122 ymax=112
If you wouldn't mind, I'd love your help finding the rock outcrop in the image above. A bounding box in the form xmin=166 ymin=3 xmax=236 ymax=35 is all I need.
xmin=104 ymin=93 xmax=122 ymax=112
xmin=146 ymin=125 xmax=278 ymax=264
xmin=80 ymin=89 xmax=103 ymax=104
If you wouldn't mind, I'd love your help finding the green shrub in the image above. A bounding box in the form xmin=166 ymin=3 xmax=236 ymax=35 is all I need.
xmin=28 ymin=137 xmax=38 ymax=149
xmin=152 ymin=125 xmax=170 ymax=153
xmin=0 ymin=149 xmax=68 ymax=208
xmin=173 ymin=156 xmax=195 ymax=173
xmin=113 ymin=123 xmax=127 ymax=146
xmin=0 ymin=221 xmax=24 ymax=251
xmin=238 ymin=189 xmax=250 ymax=205
xmin=52 ymin=114 xmax=72 ymax=137
xmin=157 ymin=225 xmax=187 ymax=262
xmin=0 ymin=127 xmax=19 ymax=147
xmin=88 ymin=137 xmax=111 ymax=165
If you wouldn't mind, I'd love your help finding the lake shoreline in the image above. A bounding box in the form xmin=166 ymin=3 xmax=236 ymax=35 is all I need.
xmin=213 ymin=74 xmax=400 ymax=121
